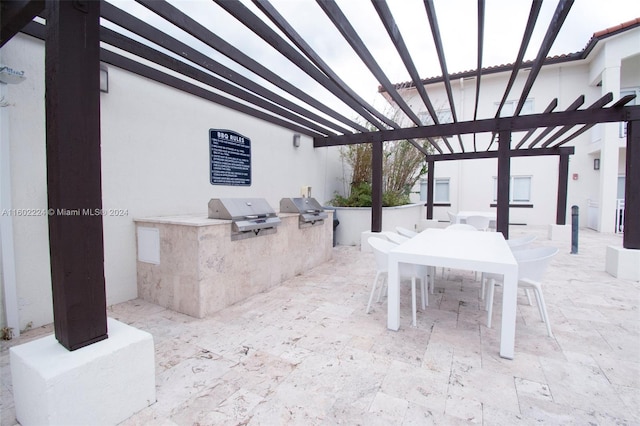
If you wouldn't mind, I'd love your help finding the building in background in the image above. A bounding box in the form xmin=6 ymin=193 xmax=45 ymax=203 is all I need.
xmin=382 ymin=19 xmax=639 ymax=232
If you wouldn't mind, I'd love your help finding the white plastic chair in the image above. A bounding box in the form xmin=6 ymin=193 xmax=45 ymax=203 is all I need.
xmin=447 ymin=211 xmax=459 ymax=224
xmin=485 ymin=246 xmax=559 ymax=337
xmin=366 ymin=237 xmax=426 ymax=327
xmin=396 ymin=226 xmax=417 ymax=238
xmin=445 ymin=223 xmax=478 ymax=231
xmin=481 ymin=234 xmax=538 ymax=300
xmin=386 ymin=233 xmax=435 ymax=297
xmin=465 ymin=215 xmax=490 ymax=231
xmin=506 ymin=234 xmax=537 ymax=249
xmin=385 ymin=233 xmax=409 ymax=245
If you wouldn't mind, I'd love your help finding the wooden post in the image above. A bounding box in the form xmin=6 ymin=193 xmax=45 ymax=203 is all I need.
xmin=45 ymin=0 xmax=107 ymax=351
xmin=426 ymin=158 xmax=434 ymax=220
xmin=624 ymin=120 xmax=639 ymax=249
xmin=496 ymin=130 xmax=511 ymax=239
xmin=556 ymin=152 xmax=569 ymax=225
xmin=371 ymin=140 xmax=383 ymax=232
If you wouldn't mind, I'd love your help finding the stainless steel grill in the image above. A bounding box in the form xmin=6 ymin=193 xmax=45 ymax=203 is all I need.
xmin=208 ymin=198 xmax=281 ymax=240
xmin=279 ymin=197 xmax=328 ymax=228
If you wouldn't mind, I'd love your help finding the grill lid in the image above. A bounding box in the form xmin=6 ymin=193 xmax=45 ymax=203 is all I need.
xmin=279 ymin=197 xmax=328 ymax=223
xmin=209 ymin=198 xmax=278 ymax=221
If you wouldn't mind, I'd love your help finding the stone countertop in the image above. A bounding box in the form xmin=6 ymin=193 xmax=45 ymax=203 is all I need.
xmin=134 ymin=212 xmax=301 ymax=227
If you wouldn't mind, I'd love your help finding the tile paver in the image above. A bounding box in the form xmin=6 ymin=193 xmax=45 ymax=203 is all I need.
xmin=1 ymin=226 xmax=638 ymax=425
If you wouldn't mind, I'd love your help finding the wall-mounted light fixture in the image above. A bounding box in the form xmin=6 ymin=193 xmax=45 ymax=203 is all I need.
xmin=292 ymin=133 xmax=300 ymax=148
xmin=593 ymin=158 xmax=600 ymax=170
xmin=100 ymin=64 xmax=108 ymax=93
xmin=0 ymin=66 xmax=26 ymax=85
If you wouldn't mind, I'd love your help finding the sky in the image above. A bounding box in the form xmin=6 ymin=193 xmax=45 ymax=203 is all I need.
xmin=109 ymin=0 xmax=640 ymax=127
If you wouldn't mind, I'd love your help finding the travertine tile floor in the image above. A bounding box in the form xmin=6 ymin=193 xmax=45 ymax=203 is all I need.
xmin=1 ymin=227 xmax=639 ymax=425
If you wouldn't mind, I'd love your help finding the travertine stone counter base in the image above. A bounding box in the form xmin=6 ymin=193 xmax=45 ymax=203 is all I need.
xmin=135 ymin=212 xmax=333 ymax=318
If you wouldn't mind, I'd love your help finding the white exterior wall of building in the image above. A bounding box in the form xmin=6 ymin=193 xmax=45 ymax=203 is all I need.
xmin=0 ymin=34 xmax=344 ymax=331
xmin=397 ymin=26 xmax=639 ymax=230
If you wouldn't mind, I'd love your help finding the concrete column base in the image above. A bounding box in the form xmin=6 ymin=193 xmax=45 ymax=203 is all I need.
xmin=10 ymin=318 xmax=156 ymax=426
xmin=547 ymin=224 xmax=571 ymax=242
xmin=605 ymin=246 xmax=640 ymax=280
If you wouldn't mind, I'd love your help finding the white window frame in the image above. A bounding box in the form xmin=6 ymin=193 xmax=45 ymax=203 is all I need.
xmin=493 ymin=176 xmax=532 ymax=204
xmin=495 ymin=98 xmax=534 ymax=117
xmin=434 ymin=178 xmax=450 ymax=203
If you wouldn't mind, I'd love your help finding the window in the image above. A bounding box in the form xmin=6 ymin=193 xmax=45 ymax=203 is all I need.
xmin=493 ymin=176 xmax=532 ymax=203
xmin=434 ymin=178 xmax=450 ymax=203
xmin=617 ymin=176 xmax=625 ymax=200
xmin=439 ymin=109 xmax=453 ymax=124
xmin=495 ymin=99 xmax=534 ymax=117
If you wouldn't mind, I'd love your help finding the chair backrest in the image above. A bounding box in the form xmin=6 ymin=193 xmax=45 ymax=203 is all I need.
xmin=447 ymin=211 xmax=458 ymax=224
xmin=507 ymin=234 xmax=537 ymax=249
xmin=513 ymin=246 xmax=559 ymax=282
xmin=386 ymin=233 xmax=409 ymax=245
xmin=368 ymin=237 xmax=416 ymax=278
xmin=445 ymin=223 xmax=477 ymax=231
xmin=368 ymin=237 xmax=395 ymax=272
xmin=465 ymin=215 xmax=490 ymax=231
xmin=396 ymin=226 xmax=417 ymax=238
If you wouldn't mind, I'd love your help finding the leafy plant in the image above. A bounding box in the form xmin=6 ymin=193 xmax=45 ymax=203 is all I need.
xmin=329 ymin=138 xmax=432 ymax=207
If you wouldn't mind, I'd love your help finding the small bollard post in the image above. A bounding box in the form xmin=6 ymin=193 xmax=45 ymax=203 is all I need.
xmin=571 ymin=205 xmax=579 ymax=254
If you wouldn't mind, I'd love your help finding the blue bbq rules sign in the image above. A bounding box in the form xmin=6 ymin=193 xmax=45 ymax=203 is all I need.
xmin=209 ymin=129 xmax=251 ymax=186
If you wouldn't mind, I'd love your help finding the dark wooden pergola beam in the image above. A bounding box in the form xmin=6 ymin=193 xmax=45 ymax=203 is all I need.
xmin=369 ymin=0 xmax=444 ymax=154
xmin=132 ymin=0 xmax=365 ymax=133
xmin=513 ymin=0 xmax=573 ymax=116
xmin=211 ymin=0 xmax=388 ymax=132
xmin=487 ymin=0 xmax=542 ymax=150
xmin=253 ymin=0 xmax=398 ymax=131
xmin=514 ymin=98 xmax=558 ymax=149
xmin=371 ymin=1 xmax=439 ymax=127
xmin=552 ymin=94 xmax=637 ymax=147
xmin=472 ymin=0 xmax=485 ymax=151
xmin=372 ymin=141 xmax=384 ymax=232
xmin=557 ymin=152 xmax=570 ymax=225
xmin=99 ymin=27 xmax=336 ymax=138
xmin=252 ymin=0 xmax=435 ymax=156
xmin=22 ymin=20 xmax=329 ymax=139
xmin=427 ymin=146 xmax=574 ymax=162
xmin=102 ymin=3 xmax=350 ymax=135
xmin=45 ymin=0 xmax=107 ymax=351
xmin=315 ymin=103 xmax=640 ymax=146
xmin=528 ymin=94 xmax=586 ymax=148
xmin=422 ymin=0 xmax=464 ymax=152
xmin=317 ymin=0 xmax=423 ymax=128
xmin=496 ymin=130 xmax=512 ymax=238
xmin=0 ymin=0 xmax=44 ymax=47
xmin=625 ymin=120 xmax=640 ymax=249
xmin=540 ymin=93 xmax=614 ymax=148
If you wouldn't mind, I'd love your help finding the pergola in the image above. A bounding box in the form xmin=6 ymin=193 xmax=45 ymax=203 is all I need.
xmin=1 ymin=0 xmax=639 ymax=352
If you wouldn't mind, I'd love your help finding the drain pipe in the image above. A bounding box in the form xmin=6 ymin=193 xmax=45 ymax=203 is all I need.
xmin=0 ymin=79 xmax=21 ymax=337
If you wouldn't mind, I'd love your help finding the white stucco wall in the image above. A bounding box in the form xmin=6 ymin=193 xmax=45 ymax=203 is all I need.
xmin=0 ymin=34 xmax=343 ymax=330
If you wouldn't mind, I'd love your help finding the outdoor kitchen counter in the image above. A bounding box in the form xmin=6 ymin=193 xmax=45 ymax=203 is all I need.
xmin=134 ymin=212 xmax=333 ymax=318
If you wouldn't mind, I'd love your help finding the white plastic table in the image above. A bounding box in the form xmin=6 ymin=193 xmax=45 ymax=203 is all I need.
xmin=387 ymin=228 xmax=519 ymax=359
